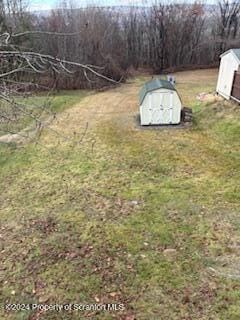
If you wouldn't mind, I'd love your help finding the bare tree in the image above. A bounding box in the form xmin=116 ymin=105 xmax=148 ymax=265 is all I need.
xmin=215 ymin=0 xmax=240 ymax=54
xmin=0 ymin=3 xmax=123 ymax=144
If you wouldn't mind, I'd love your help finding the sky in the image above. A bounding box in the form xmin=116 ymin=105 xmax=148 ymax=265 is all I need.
xmin=29 ymin=0 xmax=216 ymax=12
xmin=29 ymin=0 xmax=152 ymax=11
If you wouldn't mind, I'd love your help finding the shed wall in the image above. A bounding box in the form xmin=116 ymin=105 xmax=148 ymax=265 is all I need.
xmin=140 ymin=88 xmax=181 ymax=125
xmin=231 ymin=71 xmax=240 ymax=102
xmin=216 ymin=53 xmax=239 ymax=99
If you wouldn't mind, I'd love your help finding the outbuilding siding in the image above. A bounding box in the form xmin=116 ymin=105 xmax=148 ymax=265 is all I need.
xmin=231 ymin=71 xmax=240 ymax=102
xmin=216 ymin=49 xmax=240 ymax=101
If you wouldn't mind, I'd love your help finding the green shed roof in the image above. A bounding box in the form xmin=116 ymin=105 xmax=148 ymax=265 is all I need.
xmin=139 ymin=78 xmax=176 ymax=105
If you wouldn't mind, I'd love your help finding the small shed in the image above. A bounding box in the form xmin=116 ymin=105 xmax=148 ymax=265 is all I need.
xmin=216 ymin=48 xmax=240 ymax=101
xmin=139 ymin=78 xmax=182 ymax=125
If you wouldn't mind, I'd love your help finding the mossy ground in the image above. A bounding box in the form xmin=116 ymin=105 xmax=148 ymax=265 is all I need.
xmin=0 ymin=69 xmax=240 ymax=320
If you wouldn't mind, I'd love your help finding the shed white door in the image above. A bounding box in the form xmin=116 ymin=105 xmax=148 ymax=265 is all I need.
xmin=150 ymin=91 xmax=173 ymax=124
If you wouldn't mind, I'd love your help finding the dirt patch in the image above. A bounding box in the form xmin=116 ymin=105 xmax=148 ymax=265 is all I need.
xmin=0 ymin=114 xmax=55 ymax=144
xmin=0 ymin=131 xmax=32 ymax=144
xmin=196 ymin=92 xmax=223 ymax=103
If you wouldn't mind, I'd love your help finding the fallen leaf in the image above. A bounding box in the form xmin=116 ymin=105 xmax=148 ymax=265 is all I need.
xmin=39 ymin=295 xmax=49 ymax=303
xmin=109 ymin=292 xmax=118 ymax=297
xmin=163 ymin=248 xmax=177 ymax=256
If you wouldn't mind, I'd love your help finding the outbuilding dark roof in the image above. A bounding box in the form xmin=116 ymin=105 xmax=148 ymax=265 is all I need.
xmin=139 ymin=78 xmax=176 ymax=105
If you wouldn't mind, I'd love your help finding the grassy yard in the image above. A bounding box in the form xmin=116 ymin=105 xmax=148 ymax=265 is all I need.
xmin=0 ymin=90 xmax=91 ymax=137
xmin=0 ymin=69 xmax=240 ymax=320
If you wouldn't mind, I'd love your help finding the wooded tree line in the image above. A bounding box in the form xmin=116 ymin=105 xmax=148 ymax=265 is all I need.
xmin=1 ymin=0 xmax=240 ymax=89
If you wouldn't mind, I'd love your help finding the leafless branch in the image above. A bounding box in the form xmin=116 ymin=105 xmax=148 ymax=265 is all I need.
xmin=0 ymin=51 xmax=122 ymax=83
